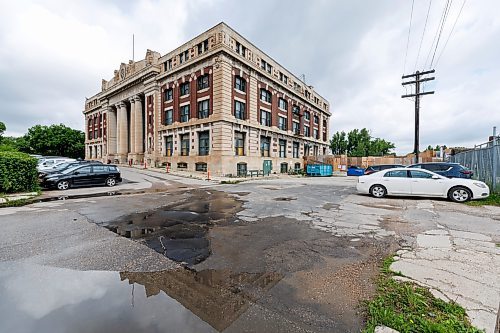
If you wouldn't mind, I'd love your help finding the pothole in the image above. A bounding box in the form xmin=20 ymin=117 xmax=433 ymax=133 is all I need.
xmin=273 ymin=197 xmax=297 ymax=201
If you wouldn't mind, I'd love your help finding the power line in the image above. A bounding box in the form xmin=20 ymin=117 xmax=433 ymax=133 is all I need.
xmin=434 ymin=0 xmax=467 ymax=68
xmin=414 ymin=0 xmax=433 ymax=71
xmin=430 ymin=0 xmax=453 ymax=68
xmin=403 ymin=0 xmax=416 ymax=74
xmin=424 ymin=0 xmax=451 ymax=69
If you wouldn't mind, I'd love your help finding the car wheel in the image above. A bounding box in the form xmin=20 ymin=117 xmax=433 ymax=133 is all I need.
xmin=448 ymin=186 xmax=471 ymax=203
xmin=370 ymin=184 xmax=387 ymax=198
xmin=57 ymin=180 xmax=70 ymax=191
xmin=105 ymin=177 xmax=116 ymax=187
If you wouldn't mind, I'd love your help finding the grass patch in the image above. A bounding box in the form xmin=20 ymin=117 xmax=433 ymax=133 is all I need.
xmin=362 ymin=255 xmax=484 ymax=333
xmin=466 ymin=193 xmax=500 ymax=207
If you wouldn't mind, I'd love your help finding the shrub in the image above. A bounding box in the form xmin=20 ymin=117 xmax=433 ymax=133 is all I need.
xmin=0 ymin=152 xmax=39 ymax=193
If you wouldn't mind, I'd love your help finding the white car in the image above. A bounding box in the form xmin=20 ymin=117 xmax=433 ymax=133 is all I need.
xmin=37 ymin=158 xmax=76 ymax=171
xmin=356 ymin=168 xmax=489 ymax=203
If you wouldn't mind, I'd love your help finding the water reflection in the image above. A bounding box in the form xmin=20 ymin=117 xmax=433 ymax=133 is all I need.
xmin=0 ymin=262 xmax=282 ymax=333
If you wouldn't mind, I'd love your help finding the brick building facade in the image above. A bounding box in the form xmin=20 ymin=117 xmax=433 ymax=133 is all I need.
xmin=83 ymin=23 xmax=331 ymax=176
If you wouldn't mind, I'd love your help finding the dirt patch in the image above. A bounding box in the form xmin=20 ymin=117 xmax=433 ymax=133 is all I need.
xmin=105 ymin=189 xmax=242 ymax=265
xmin=323 ymin=202 xmax=340 ymax=210
xmin=196 ymin=216 xmax=396 ymax=332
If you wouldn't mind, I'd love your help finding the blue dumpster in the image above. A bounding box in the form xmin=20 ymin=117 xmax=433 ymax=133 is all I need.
xmin=306 ymin=164 xmax=333 ymax=177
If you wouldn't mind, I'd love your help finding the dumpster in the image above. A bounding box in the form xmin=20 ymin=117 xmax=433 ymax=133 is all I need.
xmin=306 ymin=164 xmax=333 ymax=177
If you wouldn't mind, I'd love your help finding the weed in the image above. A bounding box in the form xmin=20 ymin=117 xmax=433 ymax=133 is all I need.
xmin=362 ymin=255 xmax=484 ymax=333
xmin=466 ymin=193 xmax=500 ymax=207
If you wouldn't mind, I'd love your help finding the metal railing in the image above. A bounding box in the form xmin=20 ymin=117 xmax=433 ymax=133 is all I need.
xmin=450 ymin=136 xmax=499 ymax=192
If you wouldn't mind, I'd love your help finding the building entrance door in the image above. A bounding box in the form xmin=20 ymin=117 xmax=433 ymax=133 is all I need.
xmin=263 ymin=160 xmax=272 ymax=175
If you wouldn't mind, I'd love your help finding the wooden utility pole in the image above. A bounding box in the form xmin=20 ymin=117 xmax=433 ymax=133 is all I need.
xmin=402 ymin=69 xmax=435 ymax=163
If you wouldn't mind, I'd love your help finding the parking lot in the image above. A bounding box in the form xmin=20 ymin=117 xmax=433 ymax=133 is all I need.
xmin=1 ymin=167 xmax=499 ymax=332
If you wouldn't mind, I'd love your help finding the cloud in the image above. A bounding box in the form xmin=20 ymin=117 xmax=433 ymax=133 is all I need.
xmin=0 ymin=0 xmax=498 ymax=154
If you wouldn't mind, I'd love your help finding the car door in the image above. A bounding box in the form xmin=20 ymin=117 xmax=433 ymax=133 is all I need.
xmin=91 ymin=165 xmax=108 ymax=185
xmin=409 ymin=170 xmax=446 ymax=196
xmin=71 ymin=166 xmax=93 ymax=186
xmin=381 ymin=170 xmax=411 ymax=194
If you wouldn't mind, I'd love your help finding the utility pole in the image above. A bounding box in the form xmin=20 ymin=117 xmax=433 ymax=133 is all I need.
xmin=402 ymin=69 xmax=435 ymax=163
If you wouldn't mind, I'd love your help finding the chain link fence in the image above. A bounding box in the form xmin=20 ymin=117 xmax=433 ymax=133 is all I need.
xmin=450 ymin=137 xmax=499 ymax=193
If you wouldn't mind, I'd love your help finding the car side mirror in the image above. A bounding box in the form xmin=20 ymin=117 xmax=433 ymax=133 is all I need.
xmin=74 ymin=171 xmax=79 ymax=175
xmin=432 ymin=175 xmax=440 ymax=179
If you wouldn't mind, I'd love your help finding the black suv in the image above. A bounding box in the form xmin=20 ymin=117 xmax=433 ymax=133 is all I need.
xmin=364 ymin=164 xmax=405 ymax=175
xmin=42 ymin=164 xmax=122 ymax=190
xmin=408 ymin=162 xmax=473 ymax=179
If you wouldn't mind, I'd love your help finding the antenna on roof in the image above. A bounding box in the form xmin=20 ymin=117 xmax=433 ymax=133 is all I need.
xmin=300 ymin=74 xmax=306 ymax=83
xmin=132 ymin=34 xmax=135 ymax=61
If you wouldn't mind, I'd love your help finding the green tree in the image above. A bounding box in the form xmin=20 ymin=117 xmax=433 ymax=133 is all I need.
xmin=330 ymin=131 xmax=347 ymax=154
xmin=427 ymin=145 xmax=433 ymax=151
xmin=0 ymin=121 xmax=5 ymax=143
xmin=330 ymin=128 xmax=395 ymax=157
xmin=23 ymin=124 xmax=85 ymax=159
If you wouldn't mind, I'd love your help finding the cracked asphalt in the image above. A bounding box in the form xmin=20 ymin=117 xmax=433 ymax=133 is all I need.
xmin=0 ymin=167 xmax=499 ymax=332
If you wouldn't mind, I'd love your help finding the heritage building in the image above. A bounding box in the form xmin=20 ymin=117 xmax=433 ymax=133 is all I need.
xmin=83 ymin=23 xmax=331 ymax=176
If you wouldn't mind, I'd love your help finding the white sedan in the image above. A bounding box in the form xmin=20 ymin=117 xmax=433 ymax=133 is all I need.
xmin=356 ymin=168 xmax=489 ymax=203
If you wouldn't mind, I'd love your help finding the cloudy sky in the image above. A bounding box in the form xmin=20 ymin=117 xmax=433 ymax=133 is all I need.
xmin=0 ymin=0 xmax=498 ymax=154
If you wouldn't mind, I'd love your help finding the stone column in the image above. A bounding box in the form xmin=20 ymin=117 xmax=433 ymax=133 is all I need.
xmin=133 ymin=95 xmax=144 ymax=154
xmin=129 ymin=98 xmax=136 ymax=155
xmin=107 ymin=108 xmax=117 ymax=155
xmin=116 ymin=102 xmax=128 ymax=156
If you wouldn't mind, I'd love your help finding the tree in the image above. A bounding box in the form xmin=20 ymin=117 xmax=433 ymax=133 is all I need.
xmin=330 ymin=128 xmax=395 ymax=157
xmin=23 ymin=124 xmax=85 ymax=159
xmin=427 ymin=145 xmax=433 ymax=151
xmin=0 ymin=121 xmax=5 ymax=143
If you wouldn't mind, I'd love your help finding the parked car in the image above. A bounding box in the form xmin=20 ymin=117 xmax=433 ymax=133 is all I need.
xmin=364 ymin=164 xmax=405 ymax=175
xmin=347 ymin=166 xmax=365 ymax=176
xmin=39 ymin=160 xmax=103 ymax=179
xmin=356 ymin=168 xmax=489 ymax=203
xmin=41 ymin=164 xmax=122 ymax=190
xmin=408 ymin=162 xmax=473 ymax=179
xmin=37 ymin=158 xmax=76 ymax=171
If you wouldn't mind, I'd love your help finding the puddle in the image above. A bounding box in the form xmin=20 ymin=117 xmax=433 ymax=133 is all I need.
xmin=38 ymin=191 xmax=128 ymax=202
xmin=0 ymin=262 xmax=281 ymax=333
xmin=105 ymin=190 xmax=241 ymax=265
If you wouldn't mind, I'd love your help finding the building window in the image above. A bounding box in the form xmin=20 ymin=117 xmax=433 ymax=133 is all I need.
xmin=294 ymin=162 xmax=301 ymax=171
xmin=292 ymin=122 xmax=300 ymax=135
xmin=237 ymin=163 xmax=247 ymax=177
xmin=278 ymin=98 xmax=288 ymax=110
xmin=260 ymin=89 xmax=271 ymax=103
xmin=235 ymin=131 xmax=245 ymax=156
xmin=279 ymin=72 xmax=288 ymax=84
xmin=305 ymin=90 xmax=311 ymax=99
xmin=180 ymin=82 xmax=190 ymax=96
xmin=278 ymin=116 xmax=287 ymax=131
xmin=304 ymin=144 xmax=311 ymax=156
xmin=180 ymin=134 xmax=190 ymax=156
xmin=179 ymin=50 xmax=189 ymax=64
xmin=280 ymin=162 xmax=288 ymax=173
xmin=293 ymin=142 xmax=299 ymax=158
xmin=88 ymin=119 xmax=93 ymax=139
xmin=235 ymin=41 xmax=246 ymax=56
xmin=260 ymin=110 xmax=271 ymax=127
xmin=165 ymin=135 xmax=173 ymax=156
xmin=195 ymin=162 xmax=207 ymax=172
xmin=234 ymin=76 xmax=246 ymax=92
xmin=314 ymin=115 xmax=319 ymax=124
xmin=304 ymin=125 xmax=310 ymax=137
xmin=198 ymin=100 xmax=209 ymax=119
xmin=197 ymin=39 xmax=208 ymax=55
xmin=164 ymin=88 xmax=173 ymax=101
xmin=261 ymin=59 xmax=272 ymax=73
xmin=292 ymin=105 xmax=300 ymax=115
xmin=234 ymin=100 xmax=245 ymax=120
xmin=198 ymin=131 xmax=209 ymax=156
xmin=261 ymin=136 xmax=270 ymax=157
xmin=177 ymin=162 xmax=187 ymax=169
xmin=313 ymin=129 xmax=319 ymax=139
xmin=164 ymin=59 xmax=172 ymax=71
xmin=164 ymin=109 xmax=173 ymax=125
xmin=180 ymin=105 xmax=190 ymax=122
xmin=304 ymin=111 xmax=310 ymax=121
xmin=197 ymin=74 xmax=209 ymax=90
xmin=279 ymin=139 xmax=286 ymax=158
xmin=294 ymin=82 xmax=301 ymax=91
